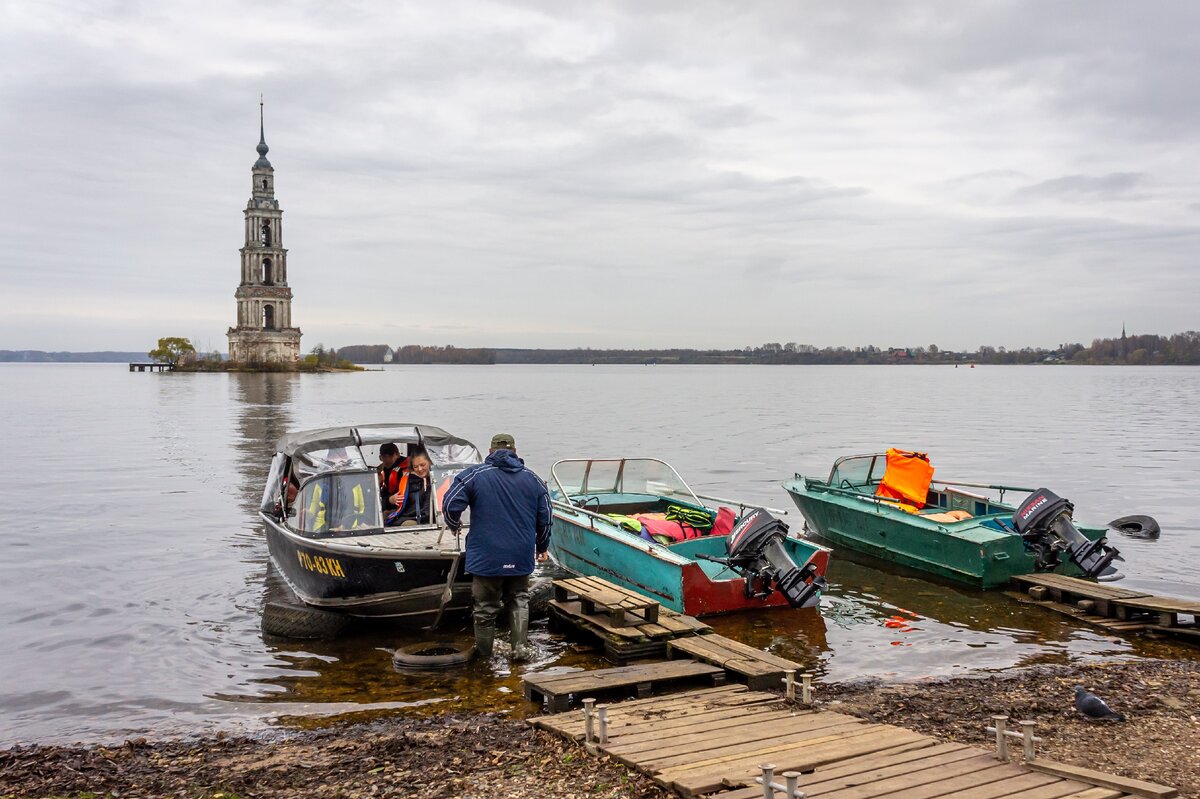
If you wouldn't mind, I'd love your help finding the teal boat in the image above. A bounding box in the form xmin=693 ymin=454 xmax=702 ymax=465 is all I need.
xmin=548 ymin=458 xmax=831 ymax=616
xmin=782 ymin=450 xmax=1138 ymax=589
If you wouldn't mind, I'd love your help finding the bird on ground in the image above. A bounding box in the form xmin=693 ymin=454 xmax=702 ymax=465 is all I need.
xmin=1074 ymin=685 xmax=1126 ymax=721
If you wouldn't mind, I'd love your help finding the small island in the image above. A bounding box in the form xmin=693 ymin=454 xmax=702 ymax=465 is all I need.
xmin=147 ymin=337 xmax=361 ymax=373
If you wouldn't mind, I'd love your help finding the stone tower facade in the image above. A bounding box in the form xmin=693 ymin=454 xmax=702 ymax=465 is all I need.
xmin=227 ymin=102 xmax=302 ymax=364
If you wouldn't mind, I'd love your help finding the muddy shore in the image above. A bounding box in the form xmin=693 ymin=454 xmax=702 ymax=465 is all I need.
xmin=3 ymin=658 xmax=1197 ymax=799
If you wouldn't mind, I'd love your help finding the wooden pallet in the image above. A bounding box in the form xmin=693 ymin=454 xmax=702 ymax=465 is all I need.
xmin=549 ymin=598 xmax=710 ymax=663
xmin=530 ymin=686 xmax=1179 ymax=799
xmin=1003 ymin=591 xmax=1152 ymax=634
xmin=1010 ymin=574 xmax=1200 ymax=648
xmin=667 ymin=633 xmax=801 ymax=691
xmin=1011 ymin=574 xmax=1152 ymax=616
xmin=553 ymin=576 xmax=661 ymax=625
xmin=523 ymin=660 xmax=725 ymax=713
xmin=1111 ymin=595 xmax=1200 ymax=627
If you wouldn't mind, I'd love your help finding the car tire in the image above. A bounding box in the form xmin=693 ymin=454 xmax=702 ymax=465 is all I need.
xmin=392 ymin=640 xmax=476 ymax=669
xmin=261 ymin=601 xmax=351 ymax=639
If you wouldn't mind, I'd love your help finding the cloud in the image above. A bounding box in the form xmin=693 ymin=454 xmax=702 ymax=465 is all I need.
xmin=1016 ymin=173 xmax=1146 ymax=201
xmin=0 ymin=0 xmax=1198 ymax=351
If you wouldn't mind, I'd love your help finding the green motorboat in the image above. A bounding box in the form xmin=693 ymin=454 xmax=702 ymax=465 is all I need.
xmin=782 ymin=450 xmax=1141 ymax=589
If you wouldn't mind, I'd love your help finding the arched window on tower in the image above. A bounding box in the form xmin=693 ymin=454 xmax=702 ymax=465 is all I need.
xmin=262 ymin=258 xmax=273 ymax=285
xmin=261 ymin=222 xmax=272 ymax=247
xmin=263 ymin=305 xmax=275 ymax=330
xmin=261 ymin=178 xmax=268 ymax=191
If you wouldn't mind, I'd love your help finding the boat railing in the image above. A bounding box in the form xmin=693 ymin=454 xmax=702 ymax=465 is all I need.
xmin=550 ymin=498 xmax=621 ymax=530
xmin=929 ymin=479 xmax=1036 ymax=503
xmin=667 ymin=488 xmax=790 ymax=517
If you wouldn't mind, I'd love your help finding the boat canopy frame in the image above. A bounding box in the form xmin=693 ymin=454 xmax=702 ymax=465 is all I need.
xmin=550 ymin=457 xmax=703 ymax=507
xmin=825 ymin=452 xmax=1037 ymax=504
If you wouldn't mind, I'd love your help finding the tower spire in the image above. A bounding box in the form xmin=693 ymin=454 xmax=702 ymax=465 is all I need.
xmin=254 ymin=95 xmax=272 ymax=169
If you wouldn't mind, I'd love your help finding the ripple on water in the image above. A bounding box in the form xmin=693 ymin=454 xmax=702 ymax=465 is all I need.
xmin=1 ymin=364 xmax=1198 ymax=744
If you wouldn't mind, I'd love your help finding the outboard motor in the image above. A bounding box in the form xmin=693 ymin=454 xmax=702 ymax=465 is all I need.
xmin=1013 ymin=489 xmax=1122 ymax=580
xmin=702 ymin=509 xmax=825 ymax=607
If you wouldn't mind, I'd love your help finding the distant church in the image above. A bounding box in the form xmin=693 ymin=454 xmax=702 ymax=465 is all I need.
xmin=227 ymin=102 xmax=302 ymax=364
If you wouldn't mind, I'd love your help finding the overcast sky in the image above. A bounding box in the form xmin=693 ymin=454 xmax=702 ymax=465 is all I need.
xmin=2 ymin=0 xmax=1197 ymax=352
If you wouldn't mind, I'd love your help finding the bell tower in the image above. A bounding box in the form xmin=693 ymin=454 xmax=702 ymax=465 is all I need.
xmin=227 ymin=99 xmax=302 ymax=364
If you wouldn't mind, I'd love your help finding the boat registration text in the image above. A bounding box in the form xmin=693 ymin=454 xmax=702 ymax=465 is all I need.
xmin=297 ymin=551 xmax=346 ymax=578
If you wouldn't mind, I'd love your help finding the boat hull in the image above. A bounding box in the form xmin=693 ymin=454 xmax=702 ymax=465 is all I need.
xmin=782 ymin=479 xmax=1108 ymax=589
xmin=262 ymin=513 xmax=472 ymax=626
xmin=549 ymin=506 xmax=830 ymax=616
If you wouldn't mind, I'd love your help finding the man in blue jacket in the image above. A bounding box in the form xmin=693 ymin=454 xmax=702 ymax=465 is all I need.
xmin=443 ymin=432 xmax=551 ymax=661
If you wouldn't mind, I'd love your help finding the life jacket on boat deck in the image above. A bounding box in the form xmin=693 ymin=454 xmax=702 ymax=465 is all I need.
xmin=638 ymin=506 xmax=736 ymax=544
xmin=875 ymin=448 xmax=934 ymax=511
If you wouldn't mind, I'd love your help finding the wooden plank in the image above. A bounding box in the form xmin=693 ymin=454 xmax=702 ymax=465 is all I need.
xmin=811 ymin=756 xmax=1025 ymax=799
xmin=987 ymin=780 xmax=1110 ymax=799
xmin=1147 ymin=624 xmax=1200 ymax=641
xmin=654 ymin=723 xmax=895 ymax=775
xmin=609 ymin=713 xmax=863 ymax=764
xmin=709 ymin=739 xmax=947 ymax=798
xmin=1052 ymin=790 xmax=1124 ymax=799
xmin=663 ymin=728 xmax=930 ymax=797
xmin=589 ymin=703 xmax=793 ymax=745
xmin=792 ymin=745 xmax=982 ymax=795
xmin=671 ymin=633 xmax=802 ymax=670
xmin=529 ymin=686 xmax=761 ymax=736
xmin=535 ymin=686 xmax=777 ymax=734
xmin=893 ymin=771 xmax=1063 ymax=799
xmin=529 ymin=660 xmax=722 ymax=694
xmin=1111 ymin=596 xmax=1200 ymax=613
xmin=1011 ymin=574 xmax=1151 ymax=601
xmin=1026 ymin=759 xmax=1178 ymax=799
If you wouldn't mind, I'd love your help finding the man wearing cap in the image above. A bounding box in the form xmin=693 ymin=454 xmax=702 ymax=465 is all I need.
xmin=442 ymin=433 xmax=551 ymax=661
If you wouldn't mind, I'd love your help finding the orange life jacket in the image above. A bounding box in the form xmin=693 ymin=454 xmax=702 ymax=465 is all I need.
xmin=875 ymin=448 xmax=934 ymax=510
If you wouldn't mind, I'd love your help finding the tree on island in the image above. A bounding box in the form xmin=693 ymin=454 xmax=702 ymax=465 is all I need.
xmin=148 ymin=337 xmax=196 ymax=366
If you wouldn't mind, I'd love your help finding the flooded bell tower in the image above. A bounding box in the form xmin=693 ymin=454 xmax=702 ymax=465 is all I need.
xmin=226 ymin=99 xmax=302 ymax=364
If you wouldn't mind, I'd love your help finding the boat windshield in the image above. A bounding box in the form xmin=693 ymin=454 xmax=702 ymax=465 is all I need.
xmin=550 ymin=458 xmax=700 ymax=504
xmin=293 ymin=470 xmax=384 ymax=535
xmin=827 ymin=453 xmax=887 ymax=490
xmin=296 ymin=447 xmax=369 ymax=480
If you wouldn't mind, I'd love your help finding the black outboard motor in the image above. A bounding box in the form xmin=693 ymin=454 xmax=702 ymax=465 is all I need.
xmin=1013 ymin=489 xmax=1122 ymax=580
xmin=701 ymin=509 xmax=825 ymax=607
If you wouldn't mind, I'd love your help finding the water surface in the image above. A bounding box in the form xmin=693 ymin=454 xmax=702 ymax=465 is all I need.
xmin=1 ymin=363 xmax=1196 ymax=744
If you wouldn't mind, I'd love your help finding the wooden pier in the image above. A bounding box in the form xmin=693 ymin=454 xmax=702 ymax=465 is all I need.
xmin=1010 ymin=574 xmax=1200 ymax=646
xmin=531 ymin=685 xmax=1179 ymax=799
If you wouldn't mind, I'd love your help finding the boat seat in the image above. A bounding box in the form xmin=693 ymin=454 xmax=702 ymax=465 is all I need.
xmin=922 ymin=510 xmax=973 ymax=523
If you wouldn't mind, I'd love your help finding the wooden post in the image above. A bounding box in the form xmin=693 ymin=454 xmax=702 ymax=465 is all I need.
xmin=760 ymin=764 xmax=776 ymax=799
xmin=991 ymin=715 xmax=1009 ymax=761
xmin=784 ymin=670 xmax=795 ymax=702
xmin=596 ymin=704 xmax=609 ymax=745
xmin=1020 ymin=720 xmax=1037 ymax=762
xmin=801 ymin=672 xmax=813 ymax=705
xmin=582 ymin=698 xmax=596 ymax=744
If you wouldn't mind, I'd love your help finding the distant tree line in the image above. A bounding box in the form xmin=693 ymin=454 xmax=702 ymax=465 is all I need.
xmin=332 ymin=331 xmax=1200 ymax=366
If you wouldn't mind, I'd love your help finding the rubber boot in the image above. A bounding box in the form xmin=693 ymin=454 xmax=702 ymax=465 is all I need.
xmin=509 ymin=606 xmax=530 ymax=662
xmin=474 ymin=624 xmax=495 ymax=660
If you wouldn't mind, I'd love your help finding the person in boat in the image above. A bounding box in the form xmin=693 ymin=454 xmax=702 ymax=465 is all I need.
xmin=385 ymin=450 xmax=433 ymax=527
xmin=377 ymin=442 xmax=409 ymax=515
xmin=442 ymin=432 xmax=551 ymax=662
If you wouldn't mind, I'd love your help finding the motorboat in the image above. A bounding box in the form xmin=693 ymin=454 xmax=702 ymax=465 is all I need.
xmin=782 ymin=449 xmax=1147 ymax=589
xmin=548 ymin=457 xmax=831 ymax=616
xmin=259 ymin=423 xmax=483 ymax=628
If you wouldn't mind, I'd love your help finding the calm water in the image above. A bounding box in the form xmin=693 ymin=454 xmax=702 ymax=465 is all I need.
xmin=1 ymin=363 xmax=1198 ymax=745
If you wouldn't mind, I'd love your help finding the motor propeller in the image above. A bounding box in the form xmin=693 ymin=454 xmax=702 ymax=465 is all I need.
xmin=1013 ymin=489 xmax=1124 ymax=581
xmin=699 ymin=508 xmax=825 ymax=607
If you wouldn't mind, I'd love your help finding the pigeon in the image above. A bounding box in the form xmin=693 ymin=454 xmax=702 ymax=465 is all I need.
xmin=1074 ymin=685 xmax=1126 ymax=721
